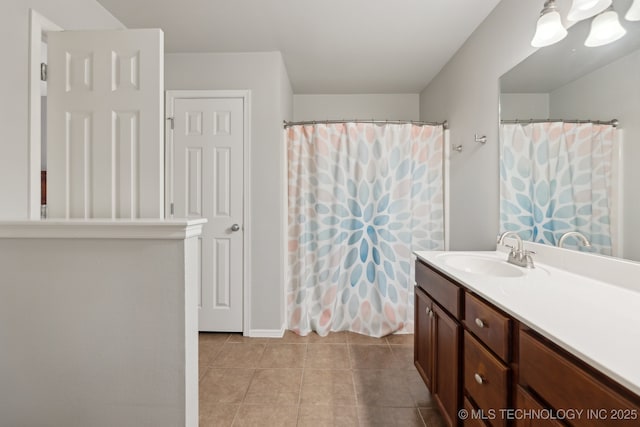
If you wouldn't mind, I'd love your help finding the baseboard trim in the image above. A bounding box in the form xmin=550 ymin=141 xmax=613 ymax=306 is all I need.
xmin=246 ymin=327 xmax=285 ymax=338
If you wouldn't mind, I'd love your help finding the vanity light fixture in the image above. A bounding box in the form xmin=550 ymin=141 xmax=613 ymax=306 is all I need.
xmin=626 ymin=0 xmax=640 ymax=21
xmin=567 ymin=0 xmax=612 ymax=21
xmin=585 ymin=6 xmax=627 ymax=47
xmin=531 ymin=0 xmax=568 ymax=47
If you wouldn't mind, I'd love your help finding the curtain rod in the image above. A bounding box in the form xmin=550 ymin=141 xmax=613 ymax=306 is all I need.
xmin=501 ymin=119 xmax=619 ymax=128
xmin=283 ymin=119 xmax=448 ymax=129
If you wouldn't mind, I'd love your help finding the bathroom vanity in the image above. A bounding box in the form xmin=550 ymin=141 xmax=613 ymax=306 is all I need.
xmin=414 ymin=249 xmax=640 ymax=427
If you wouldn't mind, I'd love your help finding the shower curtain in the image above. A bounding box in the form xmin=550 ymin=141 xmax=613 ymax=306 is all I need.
xmin=500 ymin=122 xmax=617 ymax=255
xmin=287 ymin=122 xmax=445 ymax=337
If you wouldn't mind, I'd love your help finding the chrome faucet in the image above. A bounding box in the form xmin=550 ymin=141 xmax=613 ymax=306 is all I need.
xmin=497 ymin=231 xmax=535 ymax=269
xmin=557 ymin=231 xmax=591 ymax=249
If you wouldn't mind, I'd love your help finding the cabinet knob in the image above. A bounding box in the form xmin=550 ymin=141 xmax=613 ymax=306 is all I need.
xmin=474 ymin=373 xmax=485 ymax=385
xmin=426 ymin=307 xmax=434 ymax=318
xmin=475 ymin=318 xmax=485 ymax=328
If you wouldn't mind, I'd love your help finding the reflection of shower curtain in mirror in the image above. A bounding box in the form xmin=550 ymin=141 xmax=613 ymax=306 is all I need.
xmin=286 ymin=123 xmax=445 ymax=337
xmin=500 ymin=122 xmax=619 ymax=256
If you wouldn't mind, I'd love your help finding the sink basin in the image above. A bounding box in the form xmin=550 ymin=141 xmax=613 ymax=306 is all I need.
xmin=437 ymin=254 xmax=524 ymax=278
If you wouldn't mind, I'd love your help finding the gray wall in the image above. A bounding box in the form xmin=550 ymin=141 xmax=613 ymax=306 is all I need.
xmin=0 ymin=0 xmax=123 ymax=219
xmin=419 ymin=0 xmax=541 ymax=250
xmin=293 ymin=94 xmax=419 ymax=122
xmin=165 ymin=52 xmax=292 ymax=332
xmin=500 ymin=93 xmax=549 ymax=120
xmin=550 ymin=50 xmax=640 ymax=261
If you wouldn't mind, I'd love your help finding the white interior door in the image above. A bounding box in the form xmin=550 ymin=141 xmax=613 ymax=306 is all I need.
xmin=47 ymin=29 xmax=164 ymax=219
xmin=168 ymin=95 xmax=245 ymax=332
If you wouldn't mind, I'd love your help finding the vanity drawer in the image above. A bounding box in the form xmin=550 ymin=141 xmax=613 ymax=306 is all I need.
xmin=519 ymin=330 xmax=640 ymax=427
xmin=464 ymin=331 xmax=509 ymax=427
xmin=514 ymin=386 xmax=563 ymax=427
xmin=463 ymin=396 xmax=489 ymax=427
xmin=416 ymin=260 xmax=461 ymax=319
xmin=464 ymin=293 xmax=511 ymax=362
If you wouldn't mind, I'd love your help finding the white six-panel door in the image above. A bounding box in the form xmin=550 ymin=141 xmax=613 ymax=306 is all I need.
xmin=47 ymin=29 xmax=164 ymax=219
xmin=168 ymin=95 xmax=245 ymax=332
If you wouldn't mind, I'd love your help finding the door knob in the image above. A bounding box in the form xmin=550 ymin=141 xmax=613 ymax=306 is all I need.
xmin=230 ymin=224 xmax=240 ymax=232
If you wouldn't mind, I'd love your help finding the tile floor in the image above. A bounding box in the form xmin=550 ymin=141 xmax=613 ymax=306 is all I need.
xmin=199 ymin=331 xmax=445 ymax=426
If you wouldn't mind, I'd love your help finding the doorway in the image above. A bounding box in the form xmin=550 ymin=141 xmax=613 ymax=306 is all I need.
xmin=165 ymin=90 xmax=251 ymax=333
xmin=28 ymin=10 xmax=61 ymax=220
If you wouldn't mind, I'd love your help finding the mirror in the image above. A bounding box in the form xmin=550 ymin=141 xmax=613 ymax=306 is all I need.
xmin=499 ymin=0 xmax=640 ymax=262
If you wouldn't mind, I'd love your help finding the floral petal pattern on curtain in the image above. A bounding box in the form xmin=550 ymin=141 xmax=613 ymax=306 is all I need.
xmin=499 ymin=122 xmax=616 ymax=255
xmin=287 ymin=123 xmax=444 ymax=338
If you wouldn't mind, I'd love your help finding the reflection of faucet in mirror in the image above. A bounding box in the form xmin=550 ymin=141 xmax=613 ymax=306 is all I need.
xmin=497 ymin=232 xmax=535 ymax=269
xmin=557 ymin=231 xmax=592 ymax=250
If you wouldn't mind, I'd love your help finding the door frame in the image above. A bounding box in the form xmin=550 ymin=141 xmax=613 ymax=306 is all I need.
xmin=28 ymin=9 xmax=62 ymax=219
xmin=165 ymin=90 xmax=252 ymax=335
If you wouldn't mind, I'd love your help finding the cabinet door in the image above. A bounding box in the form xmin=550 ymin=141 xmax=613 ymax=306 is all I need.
xmin=433 ymin=303 xmax=462 ymax=427
xmin=415 ymin=287 xmax=434 ymax=390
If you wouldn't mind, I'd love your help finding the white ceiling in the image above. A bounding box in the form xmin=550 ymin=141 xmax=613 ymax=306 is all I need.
xmin=96 ymin=0 xmax=501 ymax=94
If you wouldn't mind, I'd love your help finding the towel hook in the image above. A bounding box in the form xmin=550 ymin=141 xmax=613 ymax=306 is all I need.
xmin=475 ymin=134 xmax=487 ymax=144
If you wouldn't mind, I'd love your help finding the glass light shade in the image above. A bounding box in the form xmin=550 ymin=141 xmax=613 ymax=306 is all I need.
xmin=626 ymin=0 xmax=640 ymax=21
xmin=567 ymin=0 xmax=612 ymax=21
xmin=531 ymin=10 xmax=568 ymax=47
xmin=585 ymin=10 xmax=627 ymax=46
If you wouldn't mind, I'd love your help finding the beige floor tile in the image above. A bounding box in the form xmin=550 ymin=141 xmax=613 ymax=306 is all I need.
xmin=300 ymin=369 xmax=356 ymax=406
xmin=243 ymin=368 xmax=303 ymax=405
xmin=358 ymin=406 xmax=425 ymax=426
xmin=390 ymin=345 xmax=416 ymax=370
xmin=352 ymin=369 xmax=414 ymax=407
xmin=279 ymin=330 xmax=311 ymax=343
xmin=404 ymin=370 xmax=435 ymax=408
xmin=350 ymin=344 xmax=396 ymax=369
xmin=386 ymin=333 xmax=414 ymax=345
xmin=233 ymin=404 xmax=298 ymax=426
xmin=199 ymin=332 xmax=231 ymax=344
xmin=419 ymin=407 xmax=446 ymax=427
xmin=306 ymin=343 xmax=350 ymax=369
xmin=258 ymin=343 xmax=306 ymax=368
xmin=227 ymin=334 xmax=273 ymax=343
xmin=298 ymin=405 xmax=358 ymax=427
xmin=199 ymin=340 xmax=226 ymax=367
xmin=198 ymin=365 xmax=209 ymax=381
xmin=199 ymin=403 xmax=239 ymax=427
xmin=306 ymin=331 xmax=349 ymax=343
xmin=347 ymin=332 xmax=388 ymax=345
xmin=212 ymin=343 xmax=266 ymax=368
xmin=200 ymin=368 xmax=254 ymax=405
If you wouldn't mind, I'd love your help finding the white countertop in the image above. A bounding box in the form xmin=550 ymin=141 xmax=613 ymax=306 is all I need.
xmin=414 ymin=250 xmax=640 ymax=397
xmin=0 ymin=218 xmax=207 ymax=239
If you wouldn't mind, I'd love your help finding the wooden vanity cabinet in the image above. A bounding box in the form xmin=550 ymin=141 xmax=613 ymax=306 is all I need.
xmin=415 ymin=287 xmax=434 ymax=390
xmin=415 ymin=263 xmax=462 ymax=427
xmin=462 ymin=292 xmax=512 ymax=427
xmin=514 ymin=386 xmax=563 ymax=427
xmin=414 ymin=258 xmax=640 ymax=427
xmin=519 ymin=329 xmax=640 ymax=427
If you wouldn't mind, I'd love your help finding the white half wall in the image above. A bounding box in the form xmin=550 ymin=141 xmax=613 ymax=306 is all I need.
xmin=0 ymin=0 xmax=123 ymax=220
xmin=293 ymin=94 xmax=419 ymax=122
xmin=165 ymin=52 xmax=292 ymax=332
xmin=0 ymin=220 xmax=203 ymax=426
xmin=419 ymin=0 xmax=541 ymax=251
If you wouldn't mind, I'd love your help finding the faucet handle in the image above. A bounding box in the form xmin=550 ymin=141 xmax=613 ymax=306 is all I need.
xmin=522 ymin=250 xmax=536 ymax=268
